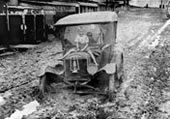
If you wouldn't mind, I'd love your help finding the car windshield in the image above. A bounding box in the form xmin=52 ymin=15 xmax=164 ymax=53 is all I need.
xmin=63 ymin=24 xmax=104 ymax=47
xmin=57 ymin=23 xmax=116 ymax=50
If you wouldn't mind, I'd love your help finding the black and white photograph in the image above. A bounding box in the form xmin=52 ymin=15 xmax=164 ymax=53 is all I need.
xmin=0 ymin=0 xmax=170 ymax=119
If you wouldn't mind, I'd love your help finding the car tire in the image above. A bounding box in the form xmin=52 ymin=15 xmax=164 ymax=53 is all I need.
xmin=108 ymin=66 xmax=117 ymax=101
xmin=108 ymin=53 xmax=124 ymax=101
xmin=39 ymin=74 xmax=47 ymax=96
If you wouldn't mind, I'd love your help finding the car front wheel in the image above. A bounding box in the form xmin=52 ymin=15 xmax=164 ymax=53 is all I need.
xmin=108 ymin=68 xmax=118 ymax=101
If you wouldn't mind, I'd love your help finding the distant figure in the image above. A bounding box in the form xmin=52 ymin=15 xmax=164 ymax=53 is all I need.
xmin=46 ymin=24 xmax=56 ymax=41
xmin=86 ymin=32 xmax=97 ymax=46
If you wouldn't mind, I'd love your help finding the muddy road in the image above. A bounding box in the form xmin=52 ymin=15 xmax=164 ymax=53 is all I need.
xmin=0 ymin=7 xmax=170 ymax=119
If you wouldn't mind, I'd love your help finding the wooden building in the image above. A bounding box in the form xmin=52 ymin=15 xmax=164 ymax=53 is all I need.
xmin=0 ymin=1 xmax=46 ymax=46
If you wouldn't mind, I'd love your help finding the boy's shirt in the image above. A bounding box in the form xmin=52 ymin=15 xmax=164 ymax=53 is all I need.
xmin=75 ymin=35 xmax=89 ymax=50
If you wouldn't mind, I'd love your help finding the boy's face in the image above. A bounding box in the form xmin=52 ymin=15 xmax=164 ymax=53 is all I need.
xmin=78 ymin=27 xmax=84 ymax=36
xmin=79 ymin=30 xmax=84 ymax=36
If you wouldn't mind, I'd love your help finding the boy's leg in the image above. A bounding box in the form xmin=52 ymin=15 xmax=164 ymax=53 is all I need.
xmin=87 ymin=50 xmax=98 ymax=66
xmin=60 ymin=48 xmax=76 ymax=59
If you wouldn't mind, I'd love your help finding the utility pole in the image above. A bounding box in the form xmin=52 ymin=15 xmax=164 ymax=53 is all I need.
xmin=106 ymin=0 xmax=108 ymax=7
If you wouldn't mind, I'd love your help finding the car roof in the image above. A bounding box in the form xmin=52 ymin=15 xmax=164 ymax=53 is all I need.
xmin=54 ymin=11 xmax=117 ymax=26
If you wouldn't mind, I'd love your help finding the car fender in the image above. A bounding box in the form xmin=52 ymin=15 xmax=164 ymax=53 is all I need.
xmin=99 ymin=63 xmax=116 ymax=74
xmin=38 ymin=61 xmax=64 ymax=77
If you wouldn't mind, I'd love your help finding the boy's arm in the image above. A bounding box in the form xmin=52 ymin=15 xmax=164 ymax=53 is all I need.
xmin=76 ymin=42 xmax=79 ymax=50
xmin=81 ymin=36 xmax=89 ymax=51
xmin=75 ymin=35 xmax=79 ymax=50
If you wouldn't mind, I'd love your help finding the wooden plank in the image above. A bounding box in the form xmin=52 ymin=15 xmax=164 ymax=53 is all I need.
xmin=10 ymin=44 xmax=38 ymax=49
xmin=0 ymin=47 xmax=7 ymax=51
xmin=0 ymin=52 xmax=15 ymax=57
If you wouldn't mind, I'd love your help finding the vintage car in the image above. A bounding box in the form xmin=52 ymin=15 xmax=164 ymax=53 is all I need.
xmin=39 ymin=11 xmax=124 ymax=100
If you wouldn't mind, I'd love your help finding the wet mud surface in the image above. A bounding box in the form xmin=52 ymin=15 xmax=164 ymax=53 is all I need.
xmin=1 ymin=7 xmax=170 ymax=119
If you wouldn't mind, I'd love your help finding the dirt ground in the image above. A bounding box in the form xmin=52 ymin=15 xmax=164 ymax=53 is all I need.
xmin=0 ymin=7 xmax=170 ymax=119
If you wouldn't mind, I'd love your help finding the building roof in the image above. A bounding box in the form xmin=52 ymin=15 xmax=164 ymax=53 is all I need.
xmin=8 ymin=6 xmax=33 ymax=9
xmin=21 ymin=1 xmax=100 ymax=7
xmin=21 ymin=0 xmax=80 ymax=7
xmin=78 ymin=2 xmax=98 ymax=7
xmin=55 ymin=11 xmax=117 ymax=26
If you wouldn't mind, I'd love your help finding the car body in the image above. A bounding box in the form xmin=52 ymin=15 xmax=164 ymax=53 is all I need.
xmin=39 ymin=11 xmax=124 ymax=100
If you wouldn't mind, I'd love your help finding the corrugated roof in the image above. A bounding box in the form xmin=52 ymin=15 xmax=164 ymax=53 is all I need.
xmin=55 ymin=11 xmax=117 ymax=26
